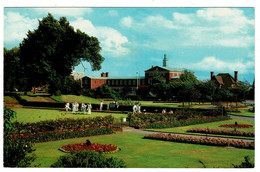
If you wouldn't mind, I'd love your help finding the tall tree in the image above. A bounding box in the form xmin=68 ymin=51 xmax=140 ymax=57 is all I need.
xmin=4 ymin=47 xmax=22 ymax=92
xmin=19 ymin=13 xmax=104 ymax=94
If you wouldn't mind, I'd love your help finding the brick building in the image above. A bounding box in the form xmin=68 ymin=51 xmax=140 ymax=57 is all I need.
xmin=145 ymin=54 xmax=192 ymax=84
xmin=210 ymin=71 xmax=239 ymax=89
xmin=82 ymin=54 xmax=192 ymax=92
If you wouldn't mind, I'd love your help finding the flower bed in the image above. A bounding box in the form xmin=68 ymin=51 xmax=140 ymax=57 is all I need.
xmin=133 ymin=116 xmax=230 ymax=129
xmin=144 ymin=133 xmax=254 ymax=149
xmin=59 ymin=142 xmax=120 ymax=154
xmin=187 ymin=128 xmax=255 ymax=137
xmin=13 ymin=115 xmax=114 ymax=133
xmin=220 ymin=124 xmax=253 ymax=128
xmin=8 ymin=127 xmax=113 ymax=143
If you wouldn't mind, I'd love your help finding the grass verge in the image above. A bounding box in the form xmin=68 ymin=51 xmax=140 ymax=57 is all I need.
xmin=31 ymin=131 xmax=254 ymax=168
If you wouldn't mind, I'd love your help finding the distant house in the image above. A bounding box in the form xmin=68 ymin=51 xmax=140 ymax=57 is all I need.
xmin=145 ymin=54 xmax=193 ymax=84
xmin=210 ymin=71 xmax=239 ymax=89
xmin=82 ymin=72 xmax=145 ymax=93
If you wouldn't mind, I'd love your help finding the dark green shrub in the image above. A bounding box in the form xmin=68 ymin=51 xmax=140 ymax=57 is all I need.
xmin=51 ymin=150 xmax=126 ymax=168
xmin=4 ymin=107 xmax=36 ymax=167
xmin=232 ymin=156 xmax=254 ymax=168
xmin=86 ymin=139 xmax=91 ymax=146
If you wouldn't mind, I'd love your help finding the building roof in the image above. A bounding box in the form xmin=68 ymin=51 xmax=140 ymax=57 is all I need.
xmin=212 ymin=73 xmax=237 ymax=88
xmin=145 ymin=65 xmax=192 ymax=72
xmin=85 ymin=76 xmax=145 ymax=80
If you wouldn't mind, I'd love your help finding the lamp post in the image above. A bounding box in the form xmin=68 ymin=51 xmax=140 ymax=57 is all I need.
xmin=136 ymin=72 xmax=139 ymax=89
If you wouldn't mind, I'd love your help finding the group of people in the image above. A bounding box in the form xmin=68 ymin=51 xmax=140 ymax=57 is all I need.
xmin=65 ymin=102 xmax=92 ymax=115
xmin=132 ymin=103 xmax=141 ymax=114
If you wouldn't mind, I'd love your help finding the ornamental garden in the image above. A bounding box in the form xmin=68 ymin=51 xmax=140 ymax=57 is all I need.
xmin=3 ymin=93 xmax=255 ymax=168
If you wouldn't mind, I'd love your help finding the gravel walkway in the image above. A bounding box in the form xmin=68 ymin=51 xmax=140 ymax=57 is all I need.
xmin=122 ymin=127 xmax=254 ymax=143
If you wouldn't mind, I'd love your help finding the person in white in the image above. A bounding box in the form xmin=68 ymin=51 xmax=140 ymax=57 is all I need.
xmin=87 ymin=103 xmax=92 ymax=115
xmin=137 ymin=103 xmax=141 ymax=113
xmin=82 ymin=103 xmax=86 ymax=114
xmin=65 ymin=103 xmax=70 ymax=112
xmin=133 ymin=104 xmax=137 ymax=114
xmin=100 ymin=101 xmax=103 ymax=111
xmin=72 ymin=102 xmax=77 ymax=114
xmin=75 ymin=102 xmax=79 ymax=112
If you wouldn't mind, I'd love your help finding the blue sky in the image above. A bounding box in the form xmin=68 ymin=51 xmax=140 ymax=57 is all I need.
xmin=4 ymin=7 xmax=255 ymax=84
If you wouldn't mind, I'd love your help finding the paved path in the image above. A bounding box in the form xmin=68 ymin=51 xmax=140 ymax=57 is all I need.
xmin=122 ymin=127 xmax=254 ymax=143
xmin=229 ymin=114 xmax=254 ymax=121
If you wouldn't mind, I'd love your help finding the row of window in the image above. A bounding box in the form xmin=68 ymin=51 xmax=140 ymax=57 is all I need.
xmin=107 ymin=79 xmax=145 ymax=86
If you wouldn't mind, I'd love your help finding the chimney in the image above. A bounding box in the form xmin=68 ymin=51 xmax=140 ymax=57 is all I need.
xmin=152 ymin=65 xmax=154 ymax=68
xmin=234 ymin=71 xmax=238 ymax=82
xmin=210 ymin=72 xmax=214 ymax=80
xmin=106 ymin=72 xmax=109 ymax=77
xmin=101 ymin=72 xmax=106 ymax=77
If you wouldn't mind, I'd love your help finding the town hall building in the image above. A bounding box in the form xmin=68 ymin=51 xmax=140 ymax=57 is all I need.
xmin=82 ymin=54 xmax=192 ymax=92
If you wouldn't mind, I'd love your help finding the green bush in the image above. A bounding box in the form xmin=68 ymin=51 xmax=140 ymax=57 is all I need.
xmin=232 ymin=156 xmax=254 ymax=168
xmin=51 ymin=150 xmax=126 ymax=168
xmin=4 ymin=107 xmax=36 ymax=167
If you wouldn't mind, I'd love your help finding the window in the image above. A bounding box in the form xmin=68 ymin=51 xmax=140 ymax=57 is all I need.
xmin=116 ymin=80 xmax=118 ymax=85
xmin=112 ymin=80 xmax=114 ymax=85
xmin=99 ymin=80 xmax=101 ymax=84
xmin=124 ymin=80 xmax=127 ymax=85
xmin=128 ymin=80 xmax=132 ymax=85
xmin=108 ymin=80 xmax=110 ymax=85
xmin=94 ymin=80 xmax=96 ymax=84
xmin=120 ymin=80 xmax=123 ymax=85
xmin=133 ymin=80 xmax=136 ymax=85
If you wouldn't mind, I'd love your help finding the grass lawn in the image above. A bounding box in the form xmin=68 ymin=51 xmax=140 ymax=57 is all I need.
xmin=146 ymin=119 xmax=255 ymax=139
xmin=32 ymin=131 xmax=254 ymax=168
xmin=51 ymin=95 xmax=102 ymax=104
xmin=12 ymin=108 xmax=128 ymax=124
xmin=228 ymin=108 xmax=255 ymax=117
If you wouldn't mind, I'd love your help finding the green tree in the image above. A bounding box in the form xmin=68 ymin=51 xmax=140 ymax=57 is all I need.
xmin=196 ymin=80 xmax=217 ymax=104
xmin=178 ymin=70 xmax=199 ymax=84
xmin=94 ymin=85 xmax=119 ymax=99
xmin=230 ymin=81 xmax=250 ymax=111
xmin=4 ymin=47 xmax=24 ymax=92
xmin=19 ymin=13 xmax=104 ymax=95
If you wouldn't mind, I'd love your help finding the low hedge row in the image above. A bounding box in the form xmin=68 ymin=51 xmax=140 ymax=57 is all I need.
xmin=132 ymin=116 xmax=230 ymax=129
xmin=144 ymin=133 xmax=254 ymax=149
xmin=187 ymin=128 xmax=255 ymax=137
xmin=13 ymin=115 xmax=114 ymax=133
xmin=8 ymin=127 xmax=113 ymax=143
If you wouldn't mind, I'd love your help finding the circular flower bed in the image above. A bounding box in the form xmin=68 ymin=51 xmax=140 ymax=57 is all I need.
xmin=220 ymin=124 xmax=253 ymax=128
xmin=59 ymin=142 xmax=120 ymax=154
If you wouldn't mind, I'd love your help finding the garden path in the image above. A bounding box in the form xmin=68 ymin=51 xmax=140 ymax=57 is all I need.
xmin=122 ymin=127 xmax=254 ymax=143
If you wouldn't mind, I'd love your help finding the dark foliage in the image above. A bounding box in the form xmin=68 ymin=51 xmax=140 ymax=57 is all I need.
xmin=51 ymin=150 xmax=126 ymax=168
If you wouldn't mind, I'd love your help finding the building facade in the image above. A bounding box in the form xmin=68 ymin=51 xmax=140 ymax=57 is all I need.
xmin=82 ymin=54 xmax=192 ymax=92
xmin=210 ymin=71 xmax=239 ymax=89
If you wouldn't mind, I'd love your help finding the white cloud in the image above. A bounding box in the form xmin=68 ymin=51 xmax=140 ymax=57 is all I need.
xmin=181 ymin=8 xmax=254 ymax=48
xmin=71 ymin=18 xmax=130 ymax=57
xmin=34 ymin=8 xmax=92 ymax=17
xmin=125 ymin=8 xmax=254 ymax=49
xmin=146 ymin=15 xmax=177 ymax=29
xmin=108 ymin=10 xmax=118 ymax=16
xmin=189 ymin=56 xmax=254 ymax=74
xmin=173 ymin=13 xmax=194 ymax=25
xmin=120 ymin=16 xmax=133 ymax=28
xmin=4 ymin=12 xmax=38 ymax=44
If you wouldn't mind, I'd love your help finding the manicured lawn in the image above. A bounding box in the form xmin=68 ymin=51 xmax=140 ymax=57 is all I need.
xmin=146 ymin=119 xmax=255 ymax=139
xmin=12 ymin=108 xmax=128 ymax=124
xmin=228 ymin=108 xmax=255 ymax=117
xmin=31 ymin=131 xmax=254 ymax=168
xmin=51 ymin=95 xmax=101 ymax=104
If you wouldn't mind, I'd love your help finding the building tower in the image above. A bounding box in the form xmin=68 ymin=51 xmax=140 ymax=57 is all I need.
xmin=163 ymin=53 xmax=168 ymax=67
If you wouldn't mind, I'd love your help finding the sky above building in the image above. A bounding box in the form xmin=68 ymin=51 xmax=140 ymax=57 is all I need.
xmin=4 ymin=7 xmax=255 ymax=84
